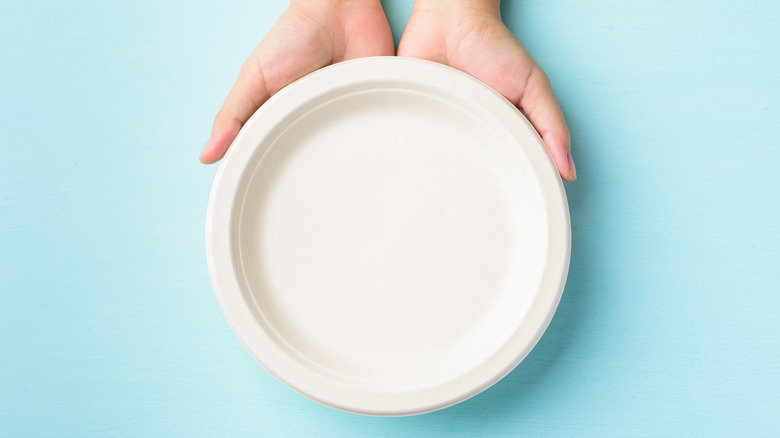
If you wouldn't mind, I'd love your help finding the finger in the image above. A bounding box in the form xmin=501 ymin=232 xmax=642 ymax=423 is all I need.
xmin=520 ymin=64 xmax=576 ymax=181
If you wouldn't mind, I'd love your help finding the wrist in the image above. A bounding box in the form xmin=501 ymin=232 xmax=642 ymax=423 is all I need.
xmin=289 ymin=0 xmax=383 ymax=16
xmin=412 ymin=0 xmax=501 ymax=19
xmin=291 ymin=0 xmax=381 ymax=6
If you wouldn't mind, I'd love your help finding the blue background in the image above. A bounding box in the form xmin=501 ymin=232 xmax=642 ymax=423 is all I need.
xmin=2 ymin=0 xmax=778 ymax=436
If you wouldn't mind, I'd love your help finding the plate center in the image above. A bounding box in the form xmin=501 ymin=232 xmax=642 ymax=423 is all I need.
xmin=238 ymin=89 xmax=540 ymax=385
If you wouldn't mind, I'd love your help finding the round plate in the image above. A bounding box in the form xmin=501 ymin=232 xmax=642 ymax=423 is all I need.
xmin=206 ymin=57 xmax=570 ymax=416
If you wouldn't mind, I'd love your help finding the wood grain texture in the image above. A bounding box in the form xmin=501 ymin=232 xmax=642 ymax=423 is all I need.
xmin=1 ymin=0 xmax=778 ymax=436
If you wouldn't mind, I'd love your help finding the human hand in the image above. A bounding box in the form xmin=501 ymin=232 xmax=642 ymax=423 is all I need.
xmin=399 ymin=0 xmax=576 ymax=181
xmin=200 ymin=0 xmax=394 ymax=164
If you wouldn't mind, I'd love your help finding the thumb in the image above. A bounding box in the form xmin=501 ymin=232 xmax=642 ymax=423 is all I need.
xmin=200 ymin=20 xmax=332 ymax=164
xmin=199 ymin=57 xmax=272 ymax=164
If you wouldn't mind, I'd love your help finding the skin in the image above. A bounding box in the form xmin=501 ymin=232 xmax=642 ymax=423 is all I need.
xmin=200 ymin=0 xmax=575 ymax=181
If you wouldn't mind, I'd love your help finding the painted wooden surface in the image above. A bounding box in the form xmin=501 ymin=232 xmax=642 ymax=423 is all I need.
xmin=1 ymin=0 xmax=778 ymax=436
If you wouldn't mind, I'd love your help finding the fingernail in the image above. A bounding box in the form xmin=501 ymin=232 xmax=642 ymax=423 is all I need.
xmin=200 ymin=136 xmax=215 ymax=163
xmin=567 ymin=152 xmax=577 ymax=180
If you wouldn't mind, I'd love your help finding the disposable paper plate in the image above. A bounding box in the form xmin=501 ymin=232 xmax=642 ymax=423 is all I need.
xmin=206 ymin=57 xmax=570 ymax=416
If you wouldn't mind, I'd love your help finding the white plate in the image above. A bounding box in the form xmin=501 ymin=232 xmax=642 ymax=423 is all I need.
xmin=206 ymin=57 xmax=570 ymax=416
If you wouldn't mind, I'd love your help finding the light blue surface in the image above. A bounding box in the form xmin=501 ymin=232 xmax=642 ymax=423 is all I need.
xmin=1 ymin=0 xmax=778 ymax=436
